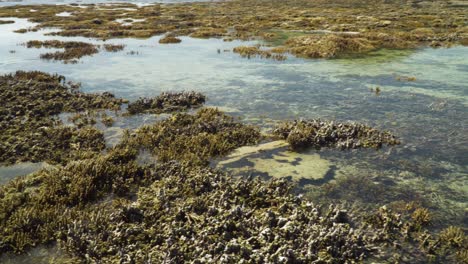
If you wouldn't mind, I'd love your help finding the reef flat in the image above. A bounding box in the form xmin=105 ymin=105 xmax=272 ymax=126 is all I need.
xmin=0 ymin=0 xmax=467 ymax=262
xmin=0 ymin=71 xmax=466 ymax=263
xmin=0 ymin=0 xmax=466 ymax=59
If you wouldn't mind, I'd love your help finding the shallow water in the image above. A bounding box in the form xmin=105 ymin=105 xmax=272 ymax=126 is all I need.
xmin=0 ymin=16 xmax=467 ymax=229
xmin=0 ymin=0 xmax=211 ymax=7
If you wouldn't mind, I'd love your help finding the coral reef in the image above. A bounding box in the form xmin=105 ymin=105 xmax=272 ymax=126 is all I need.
xmin=0 ymin=19 xmax=14 ymax=24
xmin=158 ymin=35 xmax=182 ymax=44
xmin=24 ymin=40 xmax=125 ymax=63
xmin=0 ymin=71 xmax=125 ymax=164
xmin=25 ymin=40 xmax=99 ymax=64
xmin=57 ymin=162 xmax=374 ymax=263
xmin=120 ymin=108 xmax=261 ymax=166
xmin=0 ymin=148 xmax=146 ymax=254
xmin=285 ymin=34 xmax=376 ymax=58
xmin=0 ymin=0 xmax=466 ymax=59
xmin=233 ymin=46 xmax=287 ymax=60
xmin=127 ymin=91 xmax=206 ymax=115
xmin=273 ymin=119 xmax=400 ymax=150
xmin=100 ymin=112 xmax=114 ymax=127
xmin=103 ymin=44 xmax=125 ymax=52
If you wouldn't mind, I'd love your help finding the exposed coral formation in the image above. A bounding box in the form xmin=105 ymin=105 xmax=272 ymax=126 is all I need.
xmin=2 ymin=157 xmax=464 ymax=263
xmin=120 ymin=108 xmax=261 ymax=166
xmin=24 ymin=40 xmax=125 ymax=63
xmin=100 ymin=112 xmax=114 ymax=127
xmin=285 ymin=34 xmax=376 ymax=58
xmin=0 ymin=19 xmax=14 ymax=24
xmin=0 ymin=66 xmax=464 ymax=263
xmin=127 ymin=91 xmax=206 ymax=114
xmin=25 ymin=40 xmax=99 ymax=63
xmin=0 ymin=71 xmax=125 ymax=164
xmin=158 ymin=35 xmax=182 ymax=44
xmin=273 ymin=119 xmax=400 ymax=150
xmin=103 ymin=43 xmax=125 ymax=52
xmin=233 ymin=46 xmax=287 ymax=60
xmin=0 ymin=148 xmax=146 ymax=254
xmin=57 ymin=162 xmax=373 ymax=263
xmin=1 ymin=0 xmax=466 ymax=59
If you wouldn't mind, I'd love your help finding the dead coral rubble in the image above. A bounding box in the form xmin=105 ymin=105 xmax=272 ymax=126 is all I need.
xmin=273 ymin=119 xmax=400 ymax=150
xmin=127 ymin=91 xmax=206 ymax=114
xmin=0 ymin=71 xmax=125 ymax=164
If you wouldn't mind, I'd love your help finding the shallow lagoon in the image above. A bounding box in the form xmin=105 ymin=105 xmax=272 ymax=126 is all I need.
xmin=0 ymin=15 xmax=467 ymax=231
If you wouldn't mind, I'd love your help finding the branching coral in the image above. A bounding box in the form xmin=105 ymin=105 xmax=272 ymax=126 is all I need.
xmin=0 ymin=71 xmax=125 ymax=164
xmin=120 ymin=108 xmax=261 ymax=166
xmin=273 ymin=119 xmax=400 ymax=150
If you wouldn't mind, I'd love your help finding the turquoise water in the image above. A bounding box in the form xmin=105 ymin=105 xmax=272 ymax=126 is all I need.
xmin=0 ymin=17 xmax=467 ymax=227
